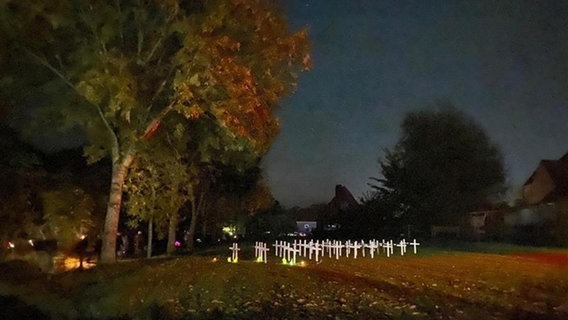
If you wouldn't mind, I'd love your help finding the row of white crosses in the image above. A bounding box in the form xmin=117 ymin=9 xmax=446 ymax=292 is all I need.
xmin=272 ymin=238 xmax=420 ymax=263
xmin=230 ymin=239 xmax=420 ymax=264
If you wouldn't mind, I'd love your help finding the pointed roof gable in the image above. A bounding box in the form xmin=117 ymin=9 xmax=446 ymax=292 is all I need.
xmin=523 ymin=152 xmax=568 ymax=204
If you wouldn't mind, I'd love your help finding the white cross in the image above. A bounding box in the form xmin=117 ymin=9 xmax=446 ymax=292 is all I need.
xmin=396 ymin=239 xmax=407 ymax=256
xmin=324 ymin=239 xmax=334 ymax=258
xmin=366 ymin=240 xmax=379 ymax=258
xmin=335 ymin=240 xmax=345 ymax=259
xmin=345 ymin=240 xmax=352 ymax=257
xmin=290 ymin=242 xmax=301 ymax=265
xmin=285 ymin=242 xmax=293 ymax=261
xmin=351 ymin=241 xmax=362 ymax=259
xmin=273 ymin=240 xmax=285 ymax=257
xmin=255 ymin=242 xmax=270 ymax=263
xmin=308 ymin=240 xmax=322 ymax=262
xmin=409 ymin=239 xmax=421 ymax=254
xmin=383 ymin=240 xmax=393 ymax=257
xmin=379 ymin=239 xmax=387 ymax=254
xmin=254 ymin=241 xmax=261 ymax=258
xmin=296 ymin=239 xmax=306 ymax=257
xmin=229 ymin=243 xmax=240 ymax=262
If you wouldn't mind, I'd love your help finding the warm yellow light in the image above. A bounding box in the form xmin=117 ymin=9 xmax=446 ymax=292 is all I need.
xmin=64 ymin=257 xmax=81 ymax=270
xmin=61 ymin=256 xmax=96 ymax=271
xmin=222 ymin=226 xmax=237 ymax=237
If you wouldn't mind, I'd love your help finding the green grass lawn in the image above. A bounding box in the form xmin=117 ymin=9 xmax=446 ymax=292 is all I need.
xmin=1 ymin=243 xmax=567 ymax=319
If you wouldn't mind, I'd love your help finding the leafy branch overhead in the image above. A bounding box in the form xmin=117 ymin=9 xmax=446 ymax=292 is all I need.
xmin=0 ymin=0 xmax=311 ymax=160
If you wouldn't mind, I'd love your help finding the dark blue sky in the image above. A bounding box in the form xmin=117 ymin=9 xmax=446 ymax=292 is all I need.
xmin=264 ymin=0 xmax=568 ymax=207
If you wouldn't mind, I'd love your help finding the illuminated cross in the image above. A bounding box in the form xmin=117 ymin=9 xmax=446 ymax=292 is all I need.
xmin=345 ymin=240 xmax=352 ymax=258
xmin=273 ymin=240 xmax=285 ymax=257
xmin=298 ymin=239 xmax=309 ymax=256
xmin=396 ymin=239 xmax=407 ymax=256
xmin=366 ymin=240 xmax=379 ymax=258
xmin=289 ymin=242 xmax=301 ymax=265
xmin=383 ymin=240 xmax=393 ymax=257
xmin=255 ymin=242 xmax=270 ymax=263
xmin=331 ymin=240 xmax=344 ymax=260
xmin=284 ymin=242 xmax=292 ymax=261
xmin=323 ymin=239 xmax=333 ymax=258
xmin=229 ymin=243 xmax=240 ymax=263
xmin=308 ymin=240 xmax=322 ymax=262
xmin=254 ymin=241 xmax=261 ymax=258
xmin=409 ymin=239 xmax=421 ymax=254
xmin=351 ymin=241 xmax=362 ymax=259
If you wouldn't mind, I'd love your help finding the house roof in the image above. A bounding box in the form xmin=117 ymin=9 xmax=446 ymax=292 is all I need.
xmin=328 ymin=184 xmax=359 ymax=209
xmin=523 ymin=152 xmax=568 ymax=203
xmin=295 ymin=185 xmax=359 ymax=222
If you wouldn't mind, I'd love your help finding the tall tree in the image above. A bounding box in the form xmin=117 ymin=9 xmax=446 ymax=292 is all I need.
xmin=0 ymin=0 xmax=310 ymax=263
xmin=373 ymin=104 xmax=506 ymax=231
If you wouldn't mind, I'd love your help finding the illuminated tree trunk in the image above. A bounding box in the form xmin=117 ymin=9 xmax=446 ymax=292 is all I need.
xmin=100 ymin=152 xmax=135 ymax=264
xmin=186 ymin=206 xmax=197 ymax=252
xmin=147 ymin=219 xmax=153 ymax=258
xmin=166 ymin=213 xmax=178 ymax=254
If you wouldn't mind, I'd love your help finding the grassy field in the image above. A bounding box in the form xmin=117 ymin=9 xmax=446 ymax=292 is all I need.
xmin=1 ymin=242 xmax=567 ymax=319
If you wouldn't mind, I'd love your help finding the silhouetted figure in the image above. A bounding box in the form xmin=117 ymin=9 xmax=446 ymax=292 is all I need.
xmin=73 ymin=237 xmax=89 ymax=269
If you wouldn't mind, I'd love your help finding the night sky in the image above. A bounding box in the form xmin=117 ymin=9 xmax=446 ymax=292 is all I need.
xmin=7 ymin=1 xmax=568 ymax=209
xmin=264 ymin=0 xmax=568 ymax=207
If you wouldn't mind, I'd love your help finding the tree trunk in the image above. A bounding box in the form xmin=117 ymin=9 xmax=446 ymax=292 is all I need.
xmin=100 ymin=152 xmax=135 ymax=264
xmin=201 ymin=218 xmax=207 ymax=242
xmin=147 ymin=219 xmax=153 ymax=258
xmin=166 ymin=212 xmax=178 ymax=254
xmin=186 ymin=201 xmax=198 ymax=252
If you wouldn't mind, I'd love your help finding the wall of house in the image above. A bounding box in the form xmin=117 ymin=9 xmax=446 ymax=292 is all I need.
xmin=503 ymin=204 xmax=560 ymax=245
xmin=547 ymin=198 xmax=568 ymax=245
xmin=523 ymin=165 xmax=555 ymax=205
xmin=505 ymin=205 xmax=555 ymax=226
